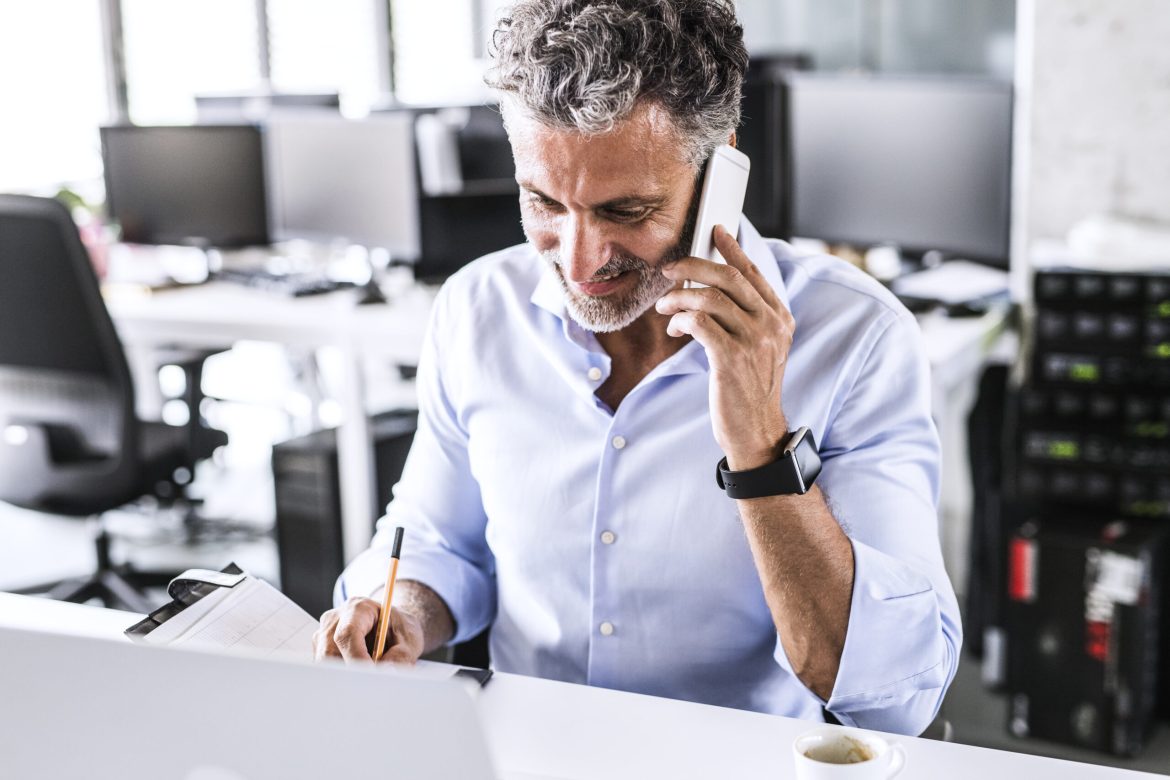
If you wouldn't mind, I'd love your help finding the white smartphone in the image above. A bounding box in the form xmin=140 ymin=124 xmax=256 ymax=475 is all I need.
xmin=687 ymin=144 xmax=751 ymax=275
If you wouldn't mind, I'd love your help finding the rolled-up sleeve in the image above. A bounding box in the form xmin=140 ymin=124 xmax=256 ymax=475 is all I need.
xmin=335 ymin=286 xmax=496 ymax=645
xmin=773 ymin=310 xmax=962 ymax=735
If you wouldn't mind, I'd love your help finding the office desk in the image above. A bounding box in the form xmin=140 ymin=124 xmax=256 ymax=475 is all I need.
xmin=0 ymin=593 xmax=1154 ymax=779
xmin=106 ymin=280 xmax=435 ymax=565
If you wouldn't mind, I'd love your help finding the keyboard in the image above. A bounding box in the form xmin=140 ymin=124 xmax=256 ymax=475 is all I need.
xmin=214 ymin=268 xmax=356 ymax=297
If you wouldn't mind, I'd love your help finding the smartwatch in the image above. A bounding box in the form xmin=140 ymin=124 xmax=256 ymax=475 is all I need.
xmin=715 ymin=426 xmax=822 ymax=499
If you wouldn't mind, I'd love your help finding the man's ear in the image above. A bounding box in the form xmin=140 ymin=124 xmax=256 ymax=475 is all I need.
xmin=729 ymin=131 xmax=738 ymax=149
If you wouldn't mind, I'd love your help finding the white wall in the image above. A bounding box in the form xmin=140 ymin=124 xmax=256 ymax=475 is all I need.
xmin=1018 ymin=0 xmax=1170 ymax=249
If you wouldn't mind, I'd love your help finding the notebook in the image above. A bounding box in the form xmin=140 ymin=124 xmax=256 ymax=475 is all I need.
xmin=125 ymin=563 xmax=319 ymax=658
xmin=124 ymin=563 xmax=492 ymax=686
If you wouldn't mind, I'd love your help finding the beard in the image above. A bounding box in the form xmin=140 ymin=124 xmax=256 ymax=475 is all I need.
xmin=539 ymin=243 xmax=685 ymax=333
xmin=537 ymin=176 xmax=702 ymax=334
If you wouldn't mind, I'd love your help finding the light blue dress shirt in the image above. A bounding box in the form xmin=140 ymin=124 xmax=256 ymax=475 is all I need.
xmin=338 ymin=219 xmax=962 ymax=736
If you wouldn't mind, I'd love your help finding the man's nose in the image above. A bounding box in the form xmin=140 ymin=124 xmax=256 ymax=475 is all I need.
xmin=560 ymin=214 xmax=607 ymax=282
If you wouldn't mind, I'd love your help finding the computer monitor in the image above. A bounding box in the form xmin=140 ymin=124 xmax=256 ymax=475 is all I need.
xmin=370 ymin=103 xmax=524 ymax=281
xmin=787 ymin=74 xmax=1013 ymax=266
xmin=195 ymin=91 xmax=341 ymax=123
xmin=737 ymin=53 xmax=811 ymax=239
xmin=101 ymin=124 xmax=270 ymax=248
xmin=265 ymin=113 xmax=421 ymax=259
xmin=415 ymin=191 xmax=525 ymax=283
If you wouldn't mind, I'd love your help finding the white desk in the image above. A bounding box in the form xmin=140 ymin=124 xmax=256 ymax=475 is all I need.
xmin=106 ymin=279 xmax=435 ymax=565
xmin=0 ymin=593 xmax=1155 ymax=779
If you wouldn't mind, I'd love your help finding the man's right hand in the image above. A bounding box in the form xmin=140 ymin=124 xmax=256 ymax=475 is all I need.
xmin=313 ymin=596 xmax=426 ymax=665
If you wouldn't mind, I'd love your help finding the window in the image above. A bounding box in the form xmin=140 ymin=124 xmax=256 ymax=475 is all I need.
xmin=391 ymin=0 xmax=495 ymax=104
xmin=267 ymin=0 xmax=384 ymax=113
xmin=121 ymin=0 xmax=262 ymax=124
xmin=0 ymin=1 xmax=109 ymax=194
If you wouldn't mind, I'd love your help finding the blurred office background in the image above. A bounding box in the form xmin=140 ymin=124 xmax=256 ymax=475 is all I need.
xmin=1 ymin=0 xmax=1170 ymax=773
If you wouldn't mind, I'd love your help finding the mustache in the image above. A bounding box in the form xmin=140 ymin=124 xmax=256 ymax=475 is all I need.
xmin=541 ymin=250 xmax=652 ymax=282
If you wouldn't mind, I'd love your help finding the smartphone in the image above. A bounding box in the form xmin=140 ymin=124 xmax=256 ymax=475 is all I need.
xmin=687 ymin=144 xmax=751 ymax=276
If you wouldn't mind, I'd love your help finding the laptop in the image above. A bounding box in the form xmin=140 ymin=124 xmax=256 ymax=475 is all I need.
xmin=0 ymin=624 xmax=563 ymax=780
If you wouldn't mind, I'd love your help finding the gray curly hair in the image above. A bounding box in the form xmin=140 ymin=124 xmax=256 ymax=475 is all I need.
xmin=486 ymin=0 xmax=748 ymax=169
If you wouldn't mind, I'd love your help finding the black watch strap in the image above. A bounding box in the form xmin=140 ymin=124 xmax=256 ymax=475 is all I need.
xmin=715 ymin=427 xmax=821 ymax=499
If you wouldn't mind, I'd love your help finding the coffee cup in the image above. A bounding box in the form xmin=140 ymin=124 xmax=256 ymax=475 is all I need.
xmin=792 ymin=726 xmax=905 ymax=779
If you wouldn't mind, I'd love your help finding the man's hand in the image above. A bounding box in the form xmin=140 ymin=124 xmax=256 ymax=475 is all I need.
xmin=313 ymin=596 xmax=426 ymax=665
xmin=657 ymin=224 xmax=795 ymax=470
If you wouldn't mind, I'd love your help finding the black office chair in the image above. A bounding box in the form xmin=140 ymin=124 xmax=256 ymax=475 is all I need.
xmin=0 ymin=194 xmax=228 ymax=612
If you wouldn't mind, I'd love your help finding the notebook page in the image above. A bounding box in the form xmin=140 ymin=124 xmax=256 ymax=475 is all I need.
xmin=149 ymin=577 xmax=319 ymax=659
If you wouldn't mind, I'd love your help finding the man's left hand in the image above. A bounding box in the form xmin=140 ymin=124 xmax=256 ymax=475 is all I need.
xmin=656 ymin=225 xmax=794 ymax=471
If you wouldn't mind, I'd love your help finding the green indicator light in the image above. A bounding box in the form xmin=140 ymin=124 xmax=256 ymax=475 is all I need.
xmin=1155 ymin=343 xmax=1170 ymax=359
xmin=1047 ymin=441 xmax=1079 ymax=460
xmin=1127 ymin=501 xmax=1170 ymax=518
xmin=1135 ymin=422 xmax=1169 ymax=438
xmin=1159 ymin=301 xmax=1170 ymax=317
xmin=1069 ymin=363 xmax=1099 ymax=382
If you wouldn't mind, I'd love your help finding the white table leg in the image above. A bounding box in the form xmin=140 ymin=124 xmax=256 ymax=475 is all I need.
xmin=337 ymin=342 xmax=377 ymax=565
xmin=125 ymin=346 xmax=165 ymax=421
xmin=933 ymin=376 xmax=980 ymax=601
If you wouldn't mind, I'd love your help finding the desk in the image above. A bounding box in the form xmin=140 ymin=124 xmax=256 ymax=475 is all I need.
xmin=107 ymin=279 xmax=435 ymax=565
xmin=0 ymin=593 xmax=1154 ymax=779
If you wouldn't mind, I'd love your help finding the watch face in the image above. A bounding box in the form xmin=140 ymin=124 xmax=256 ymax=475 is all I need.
xmin=791 ymin=429 xmax=822 ymax=491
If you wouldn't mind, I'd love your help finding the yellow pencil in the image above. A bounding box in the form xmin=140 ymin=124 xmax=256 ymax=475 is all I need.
xmin=372 ymin=526 xmax=405 ymax=663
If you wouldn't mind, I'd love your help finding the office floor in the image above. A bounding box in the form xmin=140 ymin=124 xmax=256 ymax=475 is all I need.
xmin=0 ymin=460 xmax=280 ymax=594
xmin=1 ymin=346 xmax=1168 ymax=775
xmin=944 ymin=642 xmax=1170 ymax=775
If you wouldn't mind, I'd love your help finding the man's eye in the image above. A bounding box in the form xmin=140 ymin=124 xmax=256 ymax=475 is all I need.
xmin=529 ymin=194 xmax=559 ymax=209
xmin=605 ymin=208 xmax=646 ymax=222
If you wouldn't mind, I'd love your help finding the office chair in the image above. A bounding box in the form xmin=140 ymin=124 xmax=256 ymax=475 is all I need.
xmin=0 ymin=194 xmax=228 ymax=612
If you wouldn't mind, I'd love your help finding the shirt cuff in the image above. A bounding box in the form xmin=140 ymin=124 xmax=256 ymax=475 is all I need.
xmin=335 ymin=542 xmax=496 ymax=646
xmin=771 ymin=538 xmax=956 ymax=732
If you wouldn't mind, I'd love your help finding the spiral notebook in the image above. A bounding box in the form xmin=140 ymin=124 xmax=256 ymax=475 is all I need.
xmin=123 ymin=563 xmax=492 ymax=685
xmin=124 ymin=563 xmax=319 ymax=659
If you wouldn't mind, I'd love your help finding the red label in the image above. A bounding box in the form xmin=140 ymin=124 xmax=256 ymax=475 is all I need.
xmin=1086 ymin=620 xmax=1110 ymax=662
xmin=1008 ymin=538 xmax=1037 ymax=602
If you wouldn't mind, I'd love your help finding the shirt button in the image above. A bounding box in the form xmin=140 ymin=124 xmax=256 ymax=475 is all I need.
xmin=587 ymin=367 xmax=603 ymax=381
xmin=599 ymin=621 xmax=615 ymax=636
xmin=612 ymin=435 xmax=626 ymax=450
xmin=600 ymin=530 xmax=616 ymax=545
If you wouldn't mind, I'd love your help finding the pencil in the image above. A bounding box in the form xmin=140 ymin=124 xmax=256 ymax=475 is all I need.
xmin=372 ymin=526 xmax=405 ymax=663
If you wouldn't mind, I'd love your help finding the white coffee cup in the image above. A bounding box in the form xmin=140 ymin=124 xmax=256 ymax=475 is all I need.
xmin=792 ymin=726 xmax=906 ymax=779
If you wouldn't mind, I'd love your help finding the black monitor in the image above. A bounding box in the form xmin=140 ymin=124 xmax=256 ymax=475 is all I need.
xmin=265 ymin=114 xmax=420 ymax=258
xmin=787 ymin=74 xmax=1013 ymax=266
xmin=414 ymin=104 xmax=524 ymax=280
xmin=373 ymin=102 xmax=525 ymax=282
xmin=101 ymin=125 xmax=270 ymax=248
xmin=415 ymin=191 xmax=525 ymax=283
xmin=737 ymin=53 xmax=811 ymax=239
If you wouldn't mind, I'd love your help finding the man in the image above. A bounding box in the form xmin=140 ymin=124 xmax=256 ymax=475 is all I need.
xmin=314 ymin=0 xmax=961 ymax=735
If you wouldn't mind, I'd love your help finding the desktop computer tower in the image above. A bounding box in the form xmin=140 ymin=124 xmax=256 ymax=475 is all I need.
xmin=996 ymin=269 xmax=1170 ymax=749
xmin=1006 ymin=518 xmax=1167 ymax=756
xmin=272 ymin=410 xmax=417 ymax=617
xmin=964 ymin=364 xmax=1012 ymax=669
xmin=1016 ymin=270 xmax=1170 ymax=521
